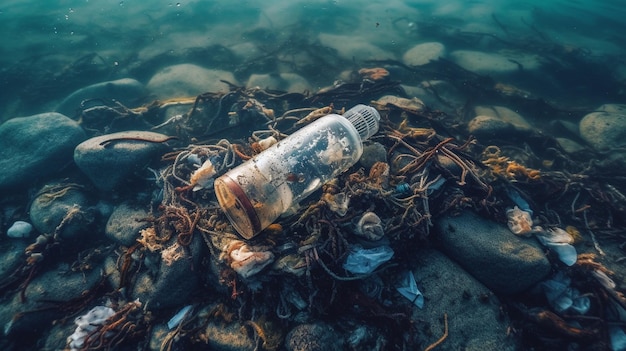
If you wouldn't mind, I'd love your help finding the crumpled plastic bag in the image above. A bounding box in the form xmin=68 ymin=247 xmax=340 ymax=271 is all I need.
xmin=541 ymin=271 xmax=590 ymax=315
xmin=343 ymin=245 xmax=394 ymax=275
xmin=396 ymin=271 xmax=424 ymax=308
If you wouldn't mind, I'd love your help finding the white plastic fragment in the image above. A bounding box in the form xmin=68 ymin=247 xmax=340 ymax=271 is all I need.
xmin=342 ymin=245 xmax=394 ymax=275
xmin=223 ymin=240 xmax=275 ymax=279
xmin=167 ymin=305 xmax=193 ymax=330
xmin=190 ymin=158 xmax=216 ymax=191
xmin=396 ymin=271 xmax=424 ymax=308
xmin=591 ymin=269 xmax=616 ymax=289
xmin=67 ymin=306 xmax=115 ymax=350
xmin=7 ymin=221 xmax=33 ymax=238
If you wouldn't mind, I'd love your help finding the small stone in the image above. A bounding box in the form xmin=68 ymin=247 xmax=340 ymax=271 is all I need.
xmin=74 ymin=131 xmax=172 ymax=191
xmin=402 ymin=42 xmax=446 ymax=66
xmin=556 ymin=138 xmax=586 ymax=154
xmin=285 ymin=322 xmax=344 ymax=351
xmin=147 ymin=64 xmax=237 ymax=98
xmin=359 ymin=142 xmax=387 ymax=169
xmin=579 ymin=105 xmax=626 ymax=150
xmin=29 ymin=184 xmax=95 ymax=240
xmin=6 ymin=221 xmax=32 ymax=238
xmin=55 ymin=78 xmax=146 ymax=117
xmin=0 ymin=112 xmax=86 ymax=191
xmin=436 ymin=210 xmax=551 ymax=294
xmin=105 ymin=203 xmax=150 ymax=246
xmin=318 ymin=33 xmax=392 ymax=61
xmin=450 ymin=50 xmax=542 ymax=75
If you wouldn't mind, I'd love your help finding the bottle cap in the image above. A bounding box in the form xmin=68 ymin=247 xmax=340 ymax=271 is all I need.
xmin=343 ymin=104 xmax=380 ymax=140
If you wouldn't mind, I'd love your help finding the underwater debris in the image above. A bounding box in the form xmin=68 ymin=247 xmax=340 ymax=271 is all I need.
xmin=358 ymin=67 xmax=389 ymax=81
xmin=221 ymin=240 xmax=274 ymax=279
xmin=354 ymin=211 xmax=385 ymax=241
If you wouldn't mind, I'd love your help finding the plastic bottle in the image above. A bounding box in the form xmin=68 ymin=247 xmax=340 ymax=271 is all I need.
xmin=214 ymin=104 xmax=380 ymax=239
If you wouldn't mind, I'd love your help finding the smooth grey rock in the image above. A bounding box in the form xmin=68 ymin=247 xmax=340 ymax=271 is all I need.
xmin=556 ymin=137 xmax=586 ymax=154
xmin=246 ymin=73 xmax=312 ymax=92
xmin=468 ymin=105 xmax=533 ymax=140
xmin=29 ymin=184 xmax=96 ymax=240
xmin=412 ymin=249 xmax=518 ymax=351
xmin=579 ymin=107 xmax=626 ymax=150
xmin=450 ymin=50 xmax=542 ymax=75
xmin=435 ymin=211 xmax=551 ymax=294
xmin=56 ymin=78 xmax=146 ymax=117
xmin=74 ymin=131 xmax=171 ymax=191
xmin=402 ymin=42 xmax=446 ymax=66
xmin=318 ymin=33 xmax=392 ymax=61
xmin=105 ymin=203 xmax=150 ymax=246
xmin=0 ymin=112 xmax=86 ymax=191
xmin=285 ymin=322 xmax=344 ymax=351
xmin=147 ymin=64 xmax=237 ymax=98
xmin=359 ymin=142 xmax=388 ymax=170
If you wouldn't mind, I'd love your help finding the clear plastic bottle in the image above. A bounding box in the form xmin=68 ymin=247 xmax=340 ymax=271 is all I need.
xmin=214 ymin=104 xmax=380 ymax=239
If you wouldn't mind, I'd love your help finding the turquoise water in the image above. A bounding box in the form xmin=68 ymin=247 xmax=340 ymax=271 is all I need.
xmin=1 ymin=0 xmax=625 ymax=117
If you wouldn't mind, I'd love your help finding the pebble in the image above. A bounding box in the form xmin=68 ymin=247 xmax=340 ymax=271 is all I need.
xmin=468 ymin=105 xmax=534 ymax=140
xmin=435 ymin=210 xmax=551 ymax=294
xmin=147 ymin=64 xmax=237 ymax=98
xmin=246 ymin=72 xmax=312 ymax=93
xmin=73 ymin=131 xmax=172 ymax=191
xmin=6 ymin=221 xmax=32 ymax=238
xmin=285 ymin=322 xmax=344 ymax=351
xmin=105 ymin=203 xmax=150 ymax=246
xmin=413 ymin=249 xmax=518 ymax=350
xmin=449 ymin=50 xmax=542 ymax=75
xmin=579 ymin=104 xmax=626 ymax=150
xmin=359 ymin=142 xmax=388 ymax=170
xmin=318 ymin=33 xmax=392 ymax=61
xmin=55 ymin=78 xmax=147 ymax=117
xmin=0 ymin=112 xmax=86 ymax=191
xmin=29 ymin=184 xmax=96 ymax=240
xmin=402 ymin=42 xmax=446 ymax=66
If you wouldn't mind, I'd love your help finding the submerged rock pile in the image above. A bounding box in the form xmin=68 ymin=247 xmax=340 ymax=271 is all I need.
xmin=1 ymin=60 xmax=625 ymax=351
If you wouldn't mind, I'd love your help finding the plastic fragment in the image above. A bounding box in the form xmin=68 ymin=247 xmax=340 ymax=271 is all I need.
xmin=396 ymin=271 xmax=424 ymax=308
xmin=343 ymin=245 xmax=394 ymax=275
xmin=541 ymin=272 xmax=590 ymax=315
xmin=68 ymin=306 xmax=115 ymax=350
xmin=168 ymin=305 xmax=193 ymax=330
xmin=536 ymin=228 xmax=577 ymax=266
xmin=610 ymin=326 xmax=626 ymax=351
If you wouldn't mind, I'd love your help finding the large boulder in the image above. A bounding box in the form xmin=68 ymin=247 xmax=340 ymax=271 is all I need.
xmin=0 ymin=112 xmax=86 ymax=191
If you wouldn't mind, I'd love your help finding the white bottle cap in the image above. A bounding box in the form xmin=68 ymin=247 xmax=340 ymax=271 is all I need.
xmin=343 ymin=104 xmax=380 ymax=140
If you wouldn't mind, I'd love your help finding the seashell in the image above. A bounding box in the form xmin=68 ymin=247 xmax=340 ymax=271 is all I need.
xmin=506 ymin=206 xmax=533 ymax=236
xmin=225 ymin=240 xmax=274 ymax=278
xmin=354 ymin=212 xmax=384 ymax=241
xmin=326 ymin=192 xmax=350 ymax=216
